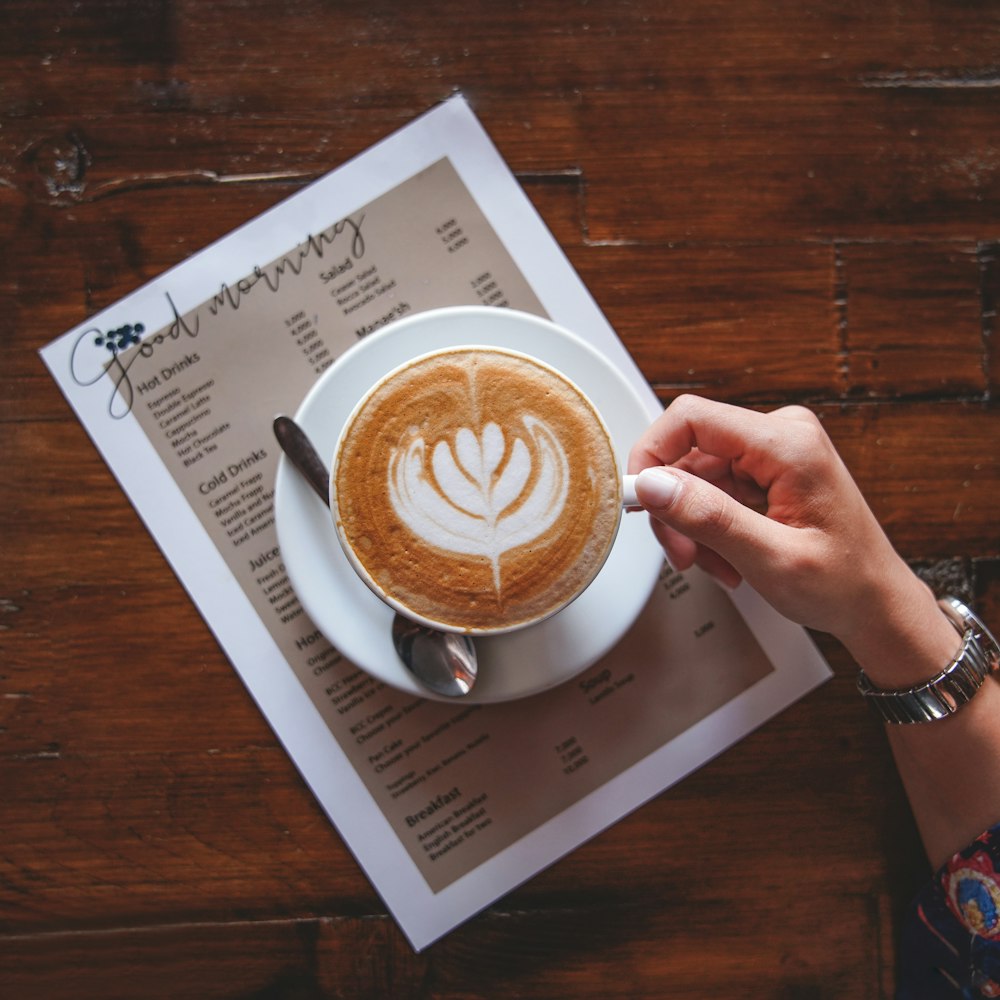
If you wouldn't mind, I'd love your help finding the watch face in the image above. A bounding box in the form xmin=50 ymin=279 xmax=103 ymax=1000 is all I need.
xmin=945 ymin=597 xmax=1000 ymax=674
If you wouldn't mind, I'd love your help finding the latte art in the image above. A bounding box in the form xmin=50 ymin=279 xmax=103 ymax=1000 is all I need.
xmin=388 ymin=416 xmax=570 ymax=592
xmin=334 ymin=346 xmax=621 ymax=633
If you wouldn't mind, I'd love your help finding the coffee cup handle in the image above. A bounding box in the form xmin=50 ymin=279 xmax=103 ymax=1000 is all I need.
xmin=622 ymin=474 xmax=639 ymax=509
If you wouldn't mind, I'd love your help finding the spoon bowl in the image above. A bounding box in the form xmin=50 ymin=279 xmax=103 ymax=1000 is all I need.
xmin=272 ymin=414 xmax=478 ymax=698
xmin=390 ymin=615 xmax=477 ymax=697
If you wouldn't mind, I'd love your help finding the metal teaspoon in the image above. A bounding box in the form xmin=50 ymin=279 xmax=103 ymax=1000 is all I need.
xmin=272 ymin=415 xmax=478 ymax=698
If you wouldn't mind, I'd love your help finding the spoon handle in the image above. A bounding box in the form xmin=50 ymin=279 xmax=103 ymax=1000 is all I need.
xmin=273 ymin=415 xmax=331 ymax=505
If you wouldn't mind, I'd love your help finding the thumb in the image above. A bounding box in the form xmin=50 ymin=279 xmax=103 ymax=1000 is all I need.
xmin=634 ymin=466 xmax=789 ymax=579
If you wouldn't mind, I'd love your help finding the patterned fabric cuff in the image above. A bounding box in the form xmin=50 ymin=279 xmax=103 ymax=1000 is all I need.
xmin=898 ymin=821 xmax=1000 ymax=998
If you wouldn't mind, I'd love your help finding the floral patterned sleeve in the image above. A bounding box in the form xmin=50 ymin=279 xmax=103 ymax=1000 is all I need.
xmin=897 ymin=823 xmax=1000 ymax=998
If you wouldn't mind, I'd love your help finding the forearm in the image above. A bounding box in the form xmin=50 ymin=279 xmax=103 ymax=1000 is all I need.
xmin=887 ymin=683 xmax=1000 ymax=869
xmin=839 ymin=565 xmax=1000 ymax=869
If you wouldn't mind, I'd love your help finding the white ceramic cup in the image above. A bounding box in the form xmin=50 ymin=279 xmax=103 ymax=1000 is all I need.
xmin=331 ymin=343 xmax=638 ymax=636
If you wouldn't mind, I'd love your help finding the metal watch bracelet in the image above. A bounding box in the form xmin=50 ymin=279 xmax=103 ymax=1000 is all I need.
xmin=857 ymin=596 xmax=1000 ymax=724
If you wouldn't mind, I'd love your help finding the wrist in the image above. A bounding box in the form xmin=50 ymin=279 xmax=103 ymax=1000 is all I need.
xmin=837 ymin=561 xmax=959 ymax=690
xmin=857 ymin=596 xmax=1000 ymax=724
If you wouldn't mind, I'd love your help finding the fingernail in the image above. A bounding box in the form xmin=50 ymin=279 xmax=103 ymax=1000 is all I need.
xmin=636 ymin=468 xmax=682 ymax=508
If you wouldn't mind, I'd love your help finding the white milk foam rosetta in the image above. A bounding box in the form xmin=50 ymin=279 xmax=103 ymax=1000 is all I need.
xmin=334 ymin=346 xmax=621 ymax=632
xmin=388 ymin=416 xmax=570 ymax=592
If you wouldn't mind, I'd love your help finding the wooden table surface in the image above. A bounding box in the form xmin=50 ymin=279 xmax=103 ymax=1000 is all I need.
xmin=3 ymin=1 xmax=999 ymax=996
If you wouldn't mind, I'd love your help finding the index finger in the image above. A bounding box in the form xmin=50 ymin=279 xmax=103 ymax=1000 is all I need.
xmin=628 ymin=394 xmax=790 ymax=486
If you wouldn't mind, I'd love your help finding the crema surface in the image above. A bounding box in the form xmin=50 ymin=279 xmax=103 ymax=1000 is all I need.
xmin=334 ymin=346 xmax=621 ymax=631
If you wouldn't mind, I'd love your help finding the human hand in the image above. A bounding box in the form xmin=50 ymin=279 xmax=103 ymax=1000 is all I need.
xmin=627 ymin=394 xmax=928 ymax=651
xmin=630 ymin=397 xmax=1000 ymax=872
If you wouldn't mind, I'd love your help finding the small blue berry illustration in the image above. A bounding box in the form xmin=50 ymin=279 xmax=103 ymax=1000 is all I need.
xmin=94 ymin=322 xmax=145 ymax=354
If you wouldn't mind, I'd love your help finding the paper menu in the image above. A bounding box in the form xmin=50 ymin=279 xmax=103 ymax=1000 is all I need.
xmin=40 ymin=95 xmax=831 ymax=949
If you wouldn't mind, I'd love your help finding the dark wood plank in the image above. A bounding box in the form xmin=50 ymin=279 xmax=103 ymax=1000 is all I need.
xmin=0 ymin=917 xmax=426 ymax=1000
xmin=0 ymin=891 xmax=881 ymax=1000
xmin=579 ymin=88 xmax=1000 ymax=242
xmin=839 ymin=242 xmax=986 ymax=398
xmin=577 ymin=243 xmax=843 ymax=401
xmin=819 ymin=403 xmax=1000 ymax=556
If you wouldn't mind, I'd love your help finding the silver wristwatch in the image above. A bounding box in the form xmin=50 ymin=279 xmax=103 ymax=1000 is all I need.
xmin=857 ymin=596 xmax=1000 ymax=724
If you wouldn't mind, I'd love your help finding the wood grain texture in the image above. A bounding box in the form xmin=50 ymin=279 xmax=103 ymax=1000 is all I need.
xmin=2 ymin=0 xmax=999 ymax=996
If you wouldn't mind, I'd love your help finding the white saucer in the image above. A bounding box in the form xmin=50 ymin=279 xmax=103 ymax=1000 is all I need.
xmin=274 ymin=306 xmax=663 ymax=703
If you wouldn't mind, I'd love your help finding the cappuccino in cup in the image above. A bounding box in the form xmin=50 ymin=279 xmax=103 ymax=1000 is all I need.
xmin=332 ymin=345 xmax=622 ymax=633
